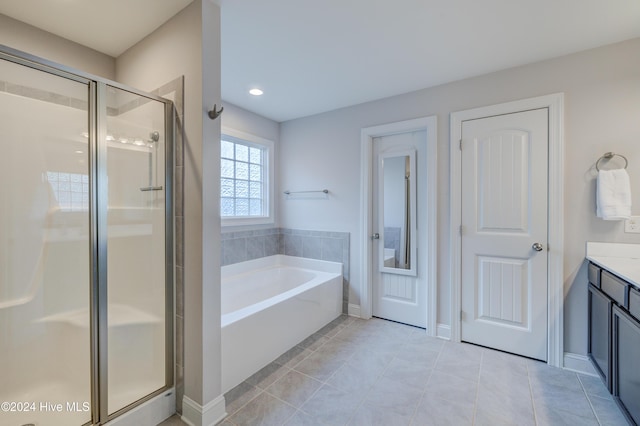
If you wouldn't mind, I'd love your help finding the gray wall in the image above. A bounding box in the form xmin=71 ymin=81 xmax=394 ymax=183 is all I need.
xmin=222 ymin=101 xmax=280 ymax=145
xmin=278 ymin=37 xmax=640 ymax=356
xmin=0 ymin=13 xmax=116 ymax=80
xmin=116 ymin=0 xmax=224 ymax=414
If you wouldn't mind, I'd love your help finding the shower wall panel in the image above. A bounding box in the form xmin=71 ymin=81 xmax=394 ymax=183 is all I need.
xmin=0 ymin=56 xmax=92 ymax=426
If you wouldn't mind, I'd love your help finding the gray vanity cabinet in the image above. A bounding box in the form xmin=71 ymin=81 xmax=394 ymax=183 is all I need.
xmin=612 ymin=305 xmax=640 ymax=425
xmin=588 ymin=261 xmax=640 ymax=425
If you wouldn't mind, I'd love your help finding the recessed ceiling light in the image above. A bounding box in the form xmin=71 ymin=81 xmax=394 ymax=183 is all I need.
xmin=249 ymin=88 xmax=264 ymax=96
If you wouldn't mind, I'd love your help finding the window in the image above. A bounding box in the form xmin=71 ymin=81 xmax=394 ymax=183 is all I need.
xmin=220 ymin=129 xmax=274 ymax=226
xmin=46 ymin=171 xmax=89 ymax=211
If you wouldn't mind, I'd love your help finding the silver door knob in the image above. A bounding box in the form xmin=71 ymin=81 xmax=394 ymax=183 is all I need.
xmin=372 ymin=233 xmax=380 ymax=240
xmin=532 ymin=242 xmax=544 ymax=252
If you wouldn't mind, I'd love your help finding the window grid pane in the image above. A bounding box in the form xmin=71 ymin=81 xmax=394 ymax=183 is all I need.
xmin=236 ymin=162 xmax=249 ymax=180
xmin=221 ymin=159 xmax=235 ymax=178
xmin=249 ymin=164 xmax=261 ymax=181
xmin=220 ymin=138 xmax=267 ymax=218
xmin=236 ymin=180 xmax=249 ymax=198
xmin=47 ymin=171 xmax=89 ymax=211
xmin=221 ymin=198 xmax=234 ymax=216
xmin=236 ymin=198 xmax=249 ymax=216
xmin=249 ymin=199 xmax=262 ymax=216
xmin=221 ymin=140 xmax=235 ymax=159
xmin=236 ymin=144 xmax=249 ymax=162
xmin=249 ymin=147 xmax=262 ymax=165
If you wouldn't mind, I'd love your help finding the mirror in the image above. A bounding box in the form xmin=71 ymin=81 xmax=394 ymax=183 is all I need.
xmin=379 ymin=149 xmax=417 ymax=276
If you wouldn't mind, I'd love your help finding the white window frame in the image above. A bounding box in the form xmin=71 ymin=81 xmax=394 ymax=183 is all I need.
xmin=221 ymin=127 xmax=275 ymax=227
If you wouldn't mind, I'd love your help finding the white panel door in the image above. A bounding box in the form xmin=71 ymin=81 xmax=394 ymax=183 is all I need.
xmin=372 ymin=131 xmax=427 ymax=328
xmin=461 ymin=108 xmax=548 ymax=361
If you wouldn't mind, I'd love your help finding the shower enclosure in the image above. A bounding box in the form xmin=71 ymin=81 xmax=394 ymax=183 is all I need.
xmin=0 ymin=47 xmax=174 ymax=425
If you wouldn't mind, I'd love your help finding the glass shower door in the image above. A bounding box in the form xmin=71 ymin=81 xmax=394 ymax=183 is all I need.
xmin=104 ymin=85 xmax=169 ymax=415
xmin=0 ymin=56 xmax=92 ymax=425
xmin=0 ymin=48 xmax=173 ymax=425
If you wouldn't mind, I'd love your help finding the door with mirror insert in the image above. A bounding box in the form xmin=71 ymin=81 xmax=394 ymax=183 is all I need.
xmin=372 ymin=130 xmax=428 ymax=328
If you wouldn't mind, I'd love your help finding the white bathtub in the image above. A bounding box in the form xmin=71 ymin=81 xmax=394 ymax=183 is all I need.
xmin=221 ymin=255 xmax=342 ymax=393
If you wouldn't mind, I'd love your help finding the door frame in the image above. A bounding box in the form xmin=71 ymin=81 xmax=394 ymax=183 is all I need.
xmin=449 ymin=93 xmax=564 ymax=367
xmin=360 ymin=116 xmax=438 ymax=335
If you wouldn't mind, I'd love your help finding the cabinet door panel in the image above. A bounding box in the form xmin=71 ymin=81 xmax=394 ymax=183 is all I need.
xmin=613 ymin=305 xmax=640 ymax=425
xmin=588 ymin=284 xmax=611 ymax=391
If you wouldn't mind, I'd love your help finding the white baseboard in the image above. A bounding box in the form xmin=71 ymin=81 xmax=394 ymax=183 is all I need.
xmin=436 ymin=323 xmax=451 ymax=340
xmin=348 ymin=303 xmax=361 ymax=318
xmin=182 ymin=394 xmax=226 ymax=426
xmin=106 ymin=389 xmax=175 ymax=426
xmin=563 ymin=352 xmax=598 ymax=376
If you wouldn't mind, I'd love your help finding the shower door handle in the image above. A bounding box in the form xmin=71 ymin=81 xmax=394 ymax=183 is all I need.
xmin=371 ymin=233 xmax=380 ymax=240
xmin=140 ymin=186 xmax=164 ymax=192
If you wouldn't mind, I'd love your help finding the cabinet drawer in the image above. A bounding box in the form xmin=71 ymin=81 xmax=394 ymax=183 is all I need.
xmin=588 ymin=263 xmax=601 ymax=287
xmin=630 ymin=287 xmax=640 ymax=320
xmin=601 ymin=271 xmax=627 ymax=307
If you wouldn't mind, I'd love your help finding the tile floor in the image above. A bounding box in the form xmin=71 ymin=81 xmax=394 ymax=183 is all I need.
xmin=159 ymin=316 xmax=629 ymax=426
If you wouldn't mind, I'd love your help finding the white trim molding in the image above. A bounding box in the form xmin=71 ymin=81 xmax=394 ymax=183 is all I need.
xmin=181 ymin=395 xmax=227 ymax=426
xmin=449 ymin=93 xmax=564 ymax=367
xmin=360 ymin=116 xmax=438 ymax=335
xmin=436 ymin=324 xmax=451 ymax=340
xmin=563 ymin=352 xmax=598 ymax=377
xmin=348 ymin=303 xmax=362 ymax=318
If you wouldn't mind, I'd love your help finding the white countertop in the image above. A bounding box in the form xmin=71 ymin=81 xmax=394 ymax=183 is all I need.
xmin=586 ymin=242 xmax=640 ymax=289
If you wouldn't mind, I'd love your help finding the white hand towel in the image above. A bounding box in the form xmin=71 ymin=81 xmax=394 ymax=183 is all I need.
xmin=596 ymin=169 xmax=632 ymax=220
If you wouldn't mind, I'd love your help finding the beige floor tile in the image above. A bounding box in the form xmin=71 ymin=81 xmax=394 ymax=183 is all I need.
xmin=266 ymin=370 xmax=322 ymax=408
xmin=212 ymin=317 xmax=627 ymax=426
xmin=412 ymin=393 xmax=474 ymax=426
xmin=228 ymin=392 xmax=297 ymax=426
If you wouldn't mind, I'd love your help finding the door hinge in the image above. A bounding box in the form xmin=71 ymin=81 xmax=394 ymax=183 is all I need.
xmin=460 ymin=310 xmax=463 ymax=321
xmin=459 ymin=225 xmax=463 ymax=236
xmin=459 ymin=139 xmax=462 ymax=150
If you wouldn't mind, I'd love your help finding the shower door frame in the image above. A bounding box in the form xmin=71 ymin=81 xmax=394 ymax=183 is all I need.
xmin=0 ymin=45 xmax=175 ymax=426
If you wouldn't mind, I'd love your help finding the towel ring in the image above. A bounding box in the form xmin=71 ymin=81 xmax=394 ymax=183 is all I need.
xmin=595 ymin=152 xmax=628 ymax=171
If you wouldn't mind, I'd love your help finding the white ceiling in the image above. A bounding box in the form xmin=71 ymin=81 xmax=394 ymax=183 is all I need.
xmin=1 ymin=0 xmax=640 ymax=122
xmin=220 ymin=0 xmax=640 ymax=122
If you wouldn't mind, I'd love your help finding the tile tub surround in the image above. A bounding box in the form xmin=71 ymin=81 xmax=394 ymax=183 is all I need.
xmin=222 ymin=228 xmax=350 ymax=312
xmin=222 ymin=228 xmax=281 ymax=265
xmin=208 ymin=316 xmax=626 ymax=426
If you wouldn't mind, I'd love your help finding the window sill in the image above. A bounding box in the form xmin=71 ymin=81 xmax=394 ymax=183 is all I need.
xmin=221 ymin=217 xmax=274 ymax=228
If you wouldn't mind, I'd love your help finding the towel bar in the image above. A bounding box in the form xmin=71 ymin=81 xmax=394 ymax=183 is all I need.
xmin=283 ymin=189 xmax=329 ymax=195
xmin=596 ymin=152 xmax=628 ymax=171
